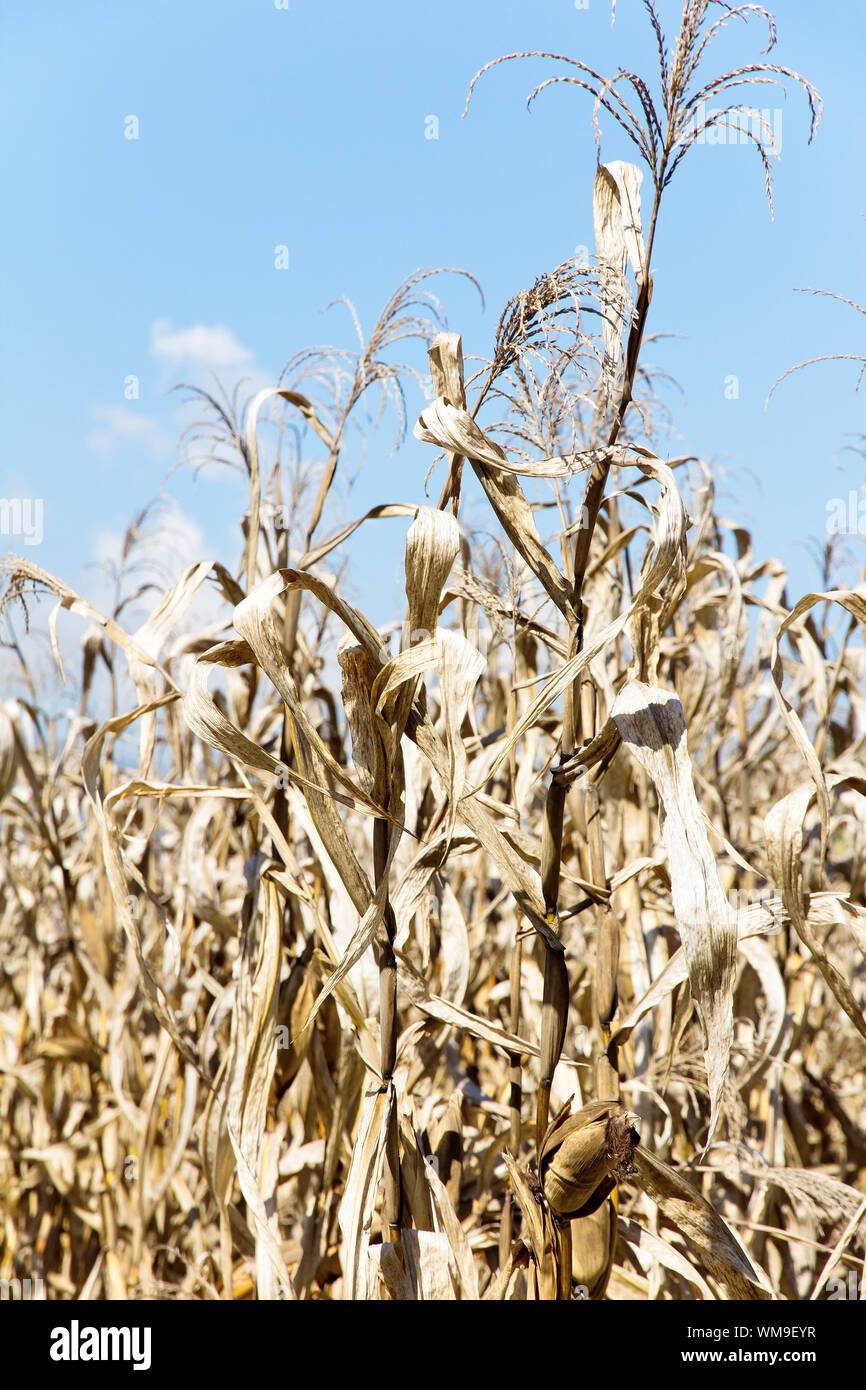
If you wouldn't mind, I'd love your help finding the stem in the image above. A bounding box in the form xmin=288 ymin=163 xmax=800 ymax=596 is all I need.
xmin=499 ymin=933 xmax=523 ymax=1267
xmin=374 ymin=816 xmax=402 ymax=1242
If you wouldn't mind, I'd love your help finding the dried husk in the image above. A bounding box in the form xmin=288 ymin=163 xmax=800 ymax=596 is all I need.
xmin=540 ymin=1100 xmax=639 ymax=1220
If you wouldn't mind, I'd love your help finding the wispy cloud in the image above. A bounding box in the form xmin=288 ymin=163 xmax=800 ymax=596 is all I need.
xmin=87 ymin=321 xmax=274 ymax=464
xmin=86 ymin=406 xmax=174 ymax=458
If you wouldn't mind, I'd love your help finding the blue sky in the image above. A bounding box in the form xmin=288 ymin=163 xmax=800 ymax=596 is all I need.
xmin=1 ymin=0 xmax=864 ymax=693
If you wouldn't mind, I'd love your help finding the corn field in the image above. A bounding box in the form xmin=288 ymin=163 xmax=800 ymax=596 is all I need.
xmin=2 ymin=1 xmax=865 ymax=1303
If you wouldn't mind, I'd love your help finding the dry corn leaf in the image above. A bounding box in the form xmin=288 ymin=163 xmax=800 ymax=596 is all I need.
xmin=420 ymin=1138 xmax=480 ymax=1299
xmin=422 ymin=334 xmax=574 ymax=616
xmin=375 ymin=1229 xmax=455 ymax=1301
xmin=242 ymin=387 xmax=337 ymax=593
xmin=594 ymin=162 xmax=636 ymax=404
xmin=81 ymin=697 xmax=202 ymax=1075
xmin=630 ymin=1147 xmax=772 ymax=1300
xmin=128 ymin=559 xmax=215 ymax=779
xmin=222 ymin=874 xmax=293 ymax=1296
xmin=736 ymin=935 xmax=787 ymax=1091
xmin=601 ymin=160 xmax=645 ymax=280
xmin=2 ymin=557 xmax=176 ymax=687
xmin=611 ymin=680 xmax=737 ymax=1140
xmin=339 ymin=1084 xmax=389 ymax=1299
xmin=617 ymin=1217 xmax=715 ymax=1300
xmin=471 ymin=448 xmax=688 ymax=788
xmin=415 ymin=397 xmax=596 ymax=480
xmin=768 ymin=589 xmax=866 ymax=855
xmin=765 ymin=778 xmax=866 ymax=1043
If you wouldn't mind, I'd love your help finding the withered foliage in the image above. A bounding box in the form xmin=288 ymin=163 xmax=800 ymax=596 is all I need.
xmin=0 ymin=3 xmax=863 ymax=1301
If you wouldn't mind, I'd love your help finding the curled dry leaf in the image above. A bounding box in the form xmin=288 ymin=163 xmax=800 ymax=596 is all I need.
xmin=423 ymin=333 xmax=575 ymax=616
xmin=630 ymin=1147 xmax=772 ymax=1300
xmin=415 ymin=397 xmax=596 ymax=480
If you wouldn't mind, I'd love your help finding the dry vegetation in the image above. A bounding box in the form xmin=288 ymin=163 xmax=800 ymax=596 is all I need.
xmin=1 ymin=1 xmax=864 ymax=1301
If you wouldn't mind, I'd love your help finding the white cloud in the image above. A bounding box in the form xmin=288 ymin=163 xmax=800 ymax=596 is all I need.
xmin=150 ymin=319 xmax=275 ymax=410
xmin=87 ymin=321 xmax=275 ymax=481
xmin=150 ymin=320 xmax=255 ymax=371
xmin=86 ymin=406 xmax=174 ymax=458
